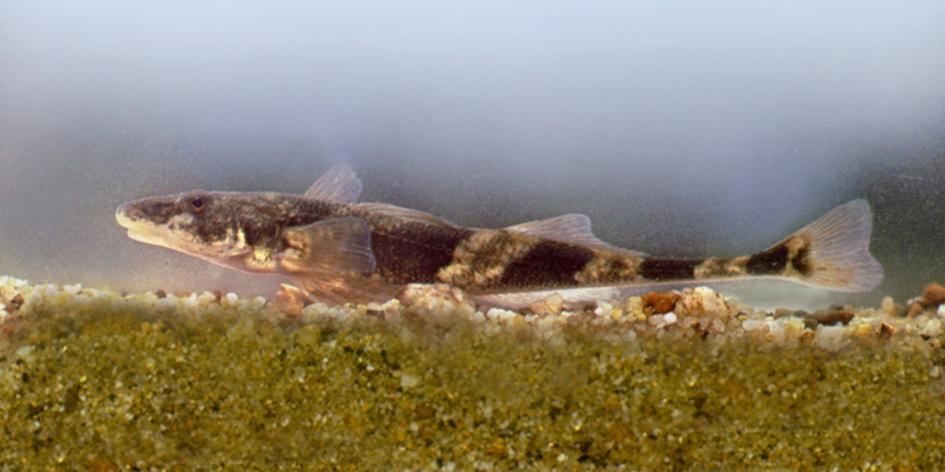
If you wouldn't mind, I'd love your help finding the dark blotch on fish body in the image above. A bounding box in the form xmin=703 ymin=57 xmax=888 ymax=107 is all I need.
xmin=639 ymin=259 xmax=700 ymax=280
xmin=746 ymin=244 xmax=789 ymax=275
xmin=500 ymin=240 xmax=596 ymax=288
xmin=372 ymin=225 xmax=473 ymax=284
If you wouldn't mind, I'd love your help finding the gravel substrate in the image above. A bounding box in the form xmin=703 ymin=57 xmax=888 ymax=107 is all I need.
xmin=2 ymin=275 xmax=945 ymax=469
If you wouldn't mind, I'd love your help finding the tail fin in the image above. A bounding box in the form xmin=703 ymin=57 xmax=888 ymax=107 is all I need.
xmin=751 ymin=199 xmax=883 ymax=292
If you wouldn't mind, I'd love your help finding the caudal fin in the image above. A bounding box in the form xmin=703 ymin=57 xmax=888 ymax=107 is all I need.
xmin=755 ymin=199 xmax=883 ymax=292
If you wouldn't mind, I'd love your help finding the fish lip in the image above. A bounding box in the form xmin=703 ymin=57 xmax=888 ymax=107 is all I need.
xmin=115 ymin=203 xmax=136 ymax=229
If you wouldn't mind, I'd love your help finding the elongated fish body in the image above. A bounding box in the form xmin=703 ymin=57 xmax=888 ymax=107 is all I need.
xmin=116 ymin=165 xmax=883 ymax=308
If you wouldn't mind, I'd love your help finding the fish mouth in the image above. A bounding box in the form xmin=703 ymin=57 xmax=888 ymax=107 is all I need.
xmin=116 ymin=203 xmax=177 ymax=247
xmin=115 ymin=203 xmax=135 ymax=230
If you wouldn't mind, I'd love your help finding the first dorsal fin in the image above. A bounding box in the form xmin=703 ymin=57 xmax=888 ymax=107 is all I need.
xmin=304 ymin=164 xmax=363 ymax=203
xmin=505 ymin=213 xmax=645 ymax=255
xmin=279 ymin=217 xmax=376 ymax=274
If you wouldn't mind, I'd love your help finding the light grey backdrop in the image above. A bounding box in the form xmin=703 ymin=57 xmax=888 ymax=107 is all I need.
xmin=2 ymin=1 xmax=944 ymax=307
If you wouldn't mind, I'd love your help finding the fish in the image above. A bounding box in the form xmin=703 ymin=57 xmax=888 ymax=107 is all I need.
xmin=115 ymin=165 xmax=883 ymax=309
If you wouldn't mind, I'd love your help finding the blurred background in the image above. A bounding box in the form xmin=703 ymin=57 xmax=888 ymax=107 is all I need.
xmin=1 ymin=0 xmax=943 ymax=308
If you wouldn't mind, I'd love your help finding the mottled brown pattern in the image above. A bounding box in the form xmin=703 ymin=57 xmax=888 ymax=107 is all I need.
xmin=743 ymin=235 xmax=813 ymax=278
xmin=574 ymin=253 xmax=639 ymax=285
xmin=693 ymin=257 xmax=750 ymax=279
xmin=436 ymin=230 xmax=538 ymax=289
xmin=369 ymin=222 xmax=474 ymax=284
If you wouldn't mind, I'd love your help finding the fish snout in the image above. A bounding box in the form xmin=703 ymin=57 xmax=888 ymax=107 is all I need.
xmin=115 ymin=201 xmax=140 ymax=228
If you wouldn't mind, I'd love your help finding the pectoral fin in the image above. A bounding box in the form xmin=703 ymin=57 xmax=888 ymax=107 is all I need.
xmin=279 ymin=217 xmax=377 ymax=274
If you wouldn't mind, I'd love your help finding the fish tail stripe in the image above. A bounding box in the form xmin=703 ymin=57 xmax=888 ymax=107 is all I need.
xmin=742 ymin=236 xmax=812 ymax=277
xmin=638 ymin=258 xmax=702 ymax=281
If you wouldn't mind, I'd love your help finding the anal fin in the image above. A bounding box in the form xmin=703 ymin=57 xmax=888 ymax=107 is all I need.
xmin=474 ymin=286 xmax=622 ymax=310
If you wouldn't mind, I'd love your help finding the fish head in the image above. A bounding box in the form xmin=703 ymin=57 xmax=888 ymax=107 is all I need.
xmin=116 ymin=190 xmax=261 ymax=259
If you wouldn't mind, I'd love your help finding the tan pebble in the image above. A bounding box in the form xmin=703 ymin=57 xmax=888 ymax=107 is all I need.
xmin=879 ymin=322 xmax=897 ymax=339
xmin=10 ymin=294 xmax=23 ymax=311
xmin=853 ymin=323 xmax=873 ymax=337
xmin=806 ymin=309 xmax=854 ymax=326
xmin=530 ymin=293 xmax=565 ymax=316
xmin=643 ymin=291 xmax=680 ymax=314
xmin=799 ymin=330 xmax=815 ymax=345
xmin=275 ymin=284 xmax=307 ymax=316
xmin=675 ymin=287 xmax=731 ymax=317
xmin=773 ymin=308 xmax=793 ymax=318
xmin=907 ymin=302 xmax=924 ymax=318
xmin=923 ymin=283 xmax=945 ymax=307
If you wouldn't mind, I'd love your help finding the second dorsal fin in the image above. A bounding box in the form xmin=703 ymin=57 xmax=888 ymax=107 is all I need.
xmin=356 ymin=202 xmax=458 ymax=228
xmin=505 ymin=213 xmax=645 ymax=255
xmin=304 ymin=164 xmax=363 ymax=203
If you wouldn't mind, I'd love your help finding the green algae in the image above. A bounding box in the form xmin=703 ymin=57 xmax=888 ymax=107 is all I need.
xmin=2 ymin=303 xmax=945 ymax=470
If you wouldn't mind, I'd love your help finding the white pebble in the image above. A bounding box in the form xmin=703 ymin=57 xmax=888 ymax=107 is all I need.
xmin=594 ymin=302 xmax=613 ymax=317
xmin=0 ymin=276 xmax=7 ymax=286
xmin=197 ymin=292 xmax=216 ymax=306
xmin=155 ymin=298 xmax=177 ymax=311
xmin=663 ymin=312 xmax=678 ymax=325
xmin=470 ymin=311 xmax=486 ymax=324
xmin=742 ymin=319 xmax=766 ymax=331
xmin=225 ymin=292 xmax=238 ymax=306
xmin=252 ymin=296 xmax=267 ymax=308
xmin=184 ymin=293 xmax=199 ymax=307
xmin=15 ymin=345 xmax=35 ymax=358
xmin=44 ymin=285 xmax=59 ymax=298
xmin=25 ymin=291 xmax=43 ymax=306
xmin=813 ymin=325 xmax=850 ymax=352
xmin=400 ymin=374 xmax=419 ymax=388
xmin=938 ymin=304 xmax=945 ymax=318
xmin=64 ymin=283 xmax=82 ymax=295
xmin=921 ymin=318 xmax=942 ymax=337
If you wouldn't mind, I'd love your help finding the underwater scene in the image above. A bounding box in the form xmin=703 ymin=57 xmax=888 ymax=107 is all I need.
xmin=2 ymin=1 xmax=945 ymax=469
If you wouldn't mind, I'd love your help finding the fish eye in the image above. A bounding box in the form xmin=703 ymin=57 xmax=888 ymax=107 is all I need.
xmin=180 ymin=194 xmax=209 ymax=213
